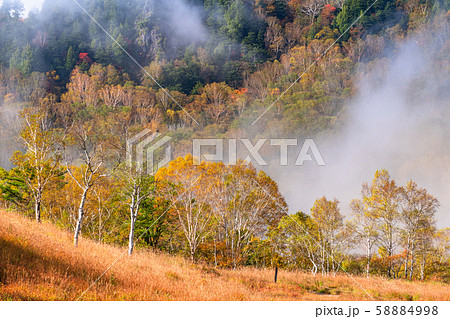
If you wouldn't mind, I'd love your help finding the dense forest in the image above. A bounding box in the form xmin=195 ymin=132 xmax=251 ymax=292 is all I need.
xmin=0 ymin=0 xmax=449 ymax=282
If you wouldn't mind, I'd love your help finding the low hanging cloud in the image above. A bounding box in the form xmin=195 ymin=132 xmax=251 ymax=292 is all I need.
xmin=157 ymin=0 xmax=208 ymax=45
xmin=270 ymin=22 xmax=450 ymax=226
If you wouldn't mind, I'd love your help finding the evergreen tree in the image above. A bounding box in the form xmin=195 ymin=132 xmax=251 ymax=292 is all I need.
xmin=65 ymin=46 xmax=77 ymax=73
xmin=9 ymin=44 xmax=34 ymax=75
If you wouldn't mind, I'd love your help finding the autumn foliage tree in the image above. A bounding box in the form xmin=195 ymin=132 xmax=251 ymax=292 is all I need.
xmin=156 ymin=155 xmax=215 ymax=261
xmin=156 ymin=155 xmax=286 ymax=265
xmin=350 ymin=198 xmax=379 ymax=277
xmin=361 ymin=169 xmax=402 ymax=278
xmin=123 ymin=171 xmax=157 ymax=256
xmin=200 ymin=82 xmax=234 ymax=124
xmin=212 ymin=161 xmax=287 ymax=268
xmin=348 ymin=170 xmax=441 ymax=279
xmin=400 ymin=181 xmax=439 ymax=279
xmin=13 ymin=109 xmax=63 ymax=223
xmin=270 ymin=211 xmax=322 ymax=274
xmin=311 ymin=196 xmax=345 ymax=274
xmin=65 ymin=123 xmax=109 ymax=246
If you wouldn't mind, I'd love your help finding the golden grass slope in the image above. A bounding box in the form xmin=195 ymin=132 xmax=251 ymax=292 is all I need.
xmin=0 ymin=209 xmax=449 ymax=301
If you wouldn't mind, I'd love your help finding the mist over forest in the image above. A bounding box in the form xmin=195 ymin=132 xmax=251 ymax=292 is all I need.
xmin=274 ymin=21 xmax=450 ymax=226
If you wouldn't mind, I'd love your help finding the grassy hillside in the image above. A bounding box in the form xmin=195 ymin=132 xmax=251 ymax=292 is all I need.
xmin=1 ymin=209 xmax=449 ymax=301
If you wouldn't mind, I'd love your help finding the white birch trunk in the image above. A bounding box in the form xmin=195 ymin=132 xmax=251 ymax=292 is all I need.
xmin=74 ymin=188 xmax=89 ymax=246
xmin=35 ymin=190 xmax=42 ymax=223
xmin=128 ymin=214 xmax=137 ymax=255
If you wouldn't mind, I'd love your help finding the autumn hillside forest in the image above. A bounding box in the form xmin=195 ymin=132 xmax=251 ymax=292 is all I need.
xmin=0 ymin=0 xmax=450 ymax=301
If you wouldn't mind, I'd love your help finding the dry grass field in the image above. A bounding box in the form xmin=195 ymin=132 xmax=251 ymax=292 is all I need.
xmin=1 ymin=209 xmax=449 ymax=301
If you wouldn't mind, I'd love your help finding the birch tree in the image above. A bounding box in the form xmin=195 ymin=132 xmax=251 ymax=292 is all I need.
xmin=156 ymin=155 xmax=212 ymax=262
xmin=362 ymin=169 xmax=402 ymax=278
xmin=400 ymin=181 xmax=439 ymax=279
xmin=350 ymin=199 xmax=378 ymax=277
xmin=301 ymin=0 xmax=326 ymax=24
xmin=125 ymin=172 xmax=156 ymax=255
xmin=311 ymin=196 xmax=344 ymax=274
xmin=270 ymin=212 xmax=321 ymax=275
xmin=13 ymin=110 xmax=63 ymax=223
xmin=434 ymin=228 xmax=450 ymax=264
xmin=65 ymin=124 xmax=107 ymax=246
xmin=200 ymin=82 xmax=233 ymax=124
xmin=213 ymin=162 xmax=286 ymax=268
